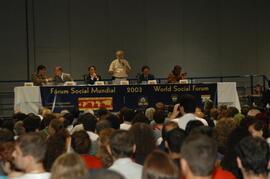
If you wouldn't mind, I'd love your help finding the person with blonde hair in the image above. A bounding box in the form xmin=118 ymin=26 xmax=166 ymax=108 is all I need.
xmin=96 ymin=128 xmax=115 ymax=168
xmin=50 ymin=153 xmax=88 ymax=179
xmin=142 ymin=150 xmax=179 ymax=179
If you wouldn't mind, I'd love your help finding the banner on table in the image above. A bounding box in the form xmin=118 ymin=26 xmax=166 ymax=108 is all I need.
xmin=40 ymin=84 xmax=217 ymax=113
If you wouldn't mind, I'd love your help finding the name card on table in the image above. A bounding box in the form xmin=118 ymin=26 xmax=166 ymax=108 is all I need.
xmin=94 ymin=81 xmax=105 ymax=86
xmin=147 ymin=80 xmax=157 ymax=85
xmin=179 ymin=80 xmax=189 ymax=84
xmin=24 ymin=82 xmax=34 ymax=87
xmin=120 ymin=80 xmax=129 ymax=85
xmin=64 ymin=81 xmax=76 ymax=86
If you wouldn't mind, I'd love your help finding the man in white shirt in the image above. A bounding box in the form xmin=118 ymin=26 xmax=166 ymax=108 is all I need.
xmin=12 ymin=133 xmax=50 ymax=179
xmin=120 ymin=108 xmax=134 ymax=130
xmin=172 ymin=95 xmax=208 ymax=130
xmin=109 ymin=50 xmax=131 ymax=84
xmin=107 ymin=130 xmax=142 ymax=179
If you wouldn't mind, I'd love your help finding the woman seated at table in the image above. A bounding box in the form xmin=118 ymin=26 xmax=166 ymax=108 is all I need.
xmin=138 ymin=65 xmax=155 ymax=83
xmin=84 ymin=65 xmax=101 ymax=85
xmin=167 ymin=65 xmax=186 ymax=83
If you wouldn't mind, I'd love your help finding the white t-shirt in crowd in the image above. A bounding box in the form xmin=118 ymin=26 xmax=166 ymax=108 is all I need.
xmin=120 ymin=122 xmax=132 ymax=130
xmin=109 ymin=158 xmax=142 ymax=179
xmin=174 ymin=113 xmax=208 ymax=130
xmin=14 ymin=172 xmax=50 ymax=179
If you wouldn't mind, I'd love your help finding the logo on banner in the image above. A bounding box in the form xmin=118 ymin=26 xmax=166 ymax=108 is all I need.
xmin=201 ymin=95 xmax=211 ymax=102
xmin=78 ymin=97 xmax=113 ymax=111
xmin=171 ymin=94 xmax=179 ymax=103
xmin=138 ymin=96 xmax=148 ymax=106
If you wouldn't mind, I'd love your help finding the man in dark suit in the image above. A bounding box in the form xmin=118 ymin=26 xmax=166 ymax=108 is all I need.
xmin=84 ymin=65 xmax=101 ymax=85
xmin=53 ymin=66 xmax=73 ymax=85
xmin=138 ymin=65 xmax=155 ymax=83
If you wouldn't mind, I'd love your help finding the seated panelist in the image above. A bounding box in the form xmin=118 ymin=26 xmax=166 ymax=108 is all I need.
xmin=53 ymin=66 xmax=73 ymax=85
xmin=138 ymin=65 xmax=155 ymax=83
xmin=31 ymin=65 xmax=53 ymax=86
xmin=167 ymin=65 xmax=185 ymax=83
xmin=84 ymin=65 xmax=101 ymax=85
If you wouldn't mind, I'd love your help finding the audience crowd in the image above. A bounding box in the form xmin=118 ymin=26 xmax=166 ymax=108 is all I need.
xmin=0 ymin=94 xmax=269 ymax=179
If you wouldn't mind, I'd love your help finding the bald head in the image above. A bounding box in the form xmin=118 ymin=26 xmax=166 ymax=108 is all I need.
xmin=116 ymin=50 xmax=125 ymax=59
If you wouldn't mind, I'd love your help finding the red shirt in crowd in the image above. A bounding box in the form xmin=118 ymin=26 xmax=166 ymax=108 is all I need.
xmin=182 ymin=167 xmax=236 ymax=179
xmin=212 ymin=167 xmax=236 ymax=179
xmin=80 ymin=155 xmax=103 ymax=169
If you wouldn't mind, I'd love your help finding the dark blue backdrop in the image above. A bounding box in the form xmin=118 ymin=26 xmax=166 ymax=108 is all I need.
xmin=40 ymin=83 xmax=217 ymax=113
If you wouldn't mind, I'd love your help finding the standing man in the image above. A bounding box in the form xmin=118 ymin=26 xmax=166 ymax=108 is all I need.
xmin=109 ymin=50 xmax=131 ymax=84
xmin=53 ymin=66 xmax=73 ymax=85
xmin=31 ymin=65 xmax=52 ymax=86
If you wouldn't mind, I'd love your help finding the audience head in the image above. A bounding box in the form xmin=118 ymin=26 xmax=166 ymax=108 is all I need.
xmin=98 ymin=107 xmax=110 ymax=120
xmin=48 ymin=118 xmax=64 ymax=136
xmin=37 ymin=65 xmax=46 ymax=75
xmin=210 ymin=108 xmax=219 ymax=121
xmin=12 ymin=112 xmax=27 ymax=122
xmin=71 ymin=130 xmax=91 ymax=154
xmin=77 ymin=113 xmax=97 ymax=132
xmin=88 ymin=169 xmax=125 ymax=179
xmin=142 ymin=150 xmax=179 ymax=179
xmin=185 ymin=120 xmax=204 ymax=135
xmin=13 ymin=133 xmax=47 ymax=170
xmin=215 ymin=117 xmax=237 ymax=148
xmin=155 ymin=102 xmax=165 ymax=111
xmin=189 ymin=126 xmax=218 ymax=142
xmin=107 ymin=130 xmax=135 ymax=159
xmin=39 ymin=114 xmax=56 ymax=130
xmin=97 ymin=128 xmax=115 ymax=168
xmin=0 ymin=142 xmax=17 ymax=174
xmin=14 ymin=121 xmax=25 ymax=137
xmin=44 ymin=129 xmax=69 ymax=171
xmin=129 ymin=123 xmax=156 ymax=155
xmin=105 ymin=114 xmax=121 ymax=129
xmin=145 ymin=107 xmax=156 ymax=121
xmin=122 ymin=108 xmax=135 ymax=122
xmin=247 ymin=119 xmax=267 ymax=138
xmin=181 ymin=134 xmax=217 ymax=177
xmin=241 ymin=105 xmax=250 ymax=116
xmin=162 ymin=121 xmax=179 ymax=142
xmin=236 ymin=136 xmax=270 ymax=178
xmin=247 ymin=109 xmax=261 ymax=117
xmin=227 ymin=106 xmax=239 ymax=118
xmin=204 ymin=99 xmax=213 ymax=112
xmin=132 ymin=112 xmax=149 ymax=125
xmin=23 ymin=115 xmax=41 ymax=132
xmin=0 ymin=128 xmax=14 ymax=146
xmin=96 ymin=119 xmax=112 ymax=134
xmin=179 ymin=94 xmax=196 ymax=114
xmin=165 ymin=128 xmax=186 ymax=154
xmin=153 ymin=110 xmax=166 ymax=124
xmin=62 ymin=113 xmax=74 ymax=128
xmin=50 ymin=153 xmax=88 ymax=179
